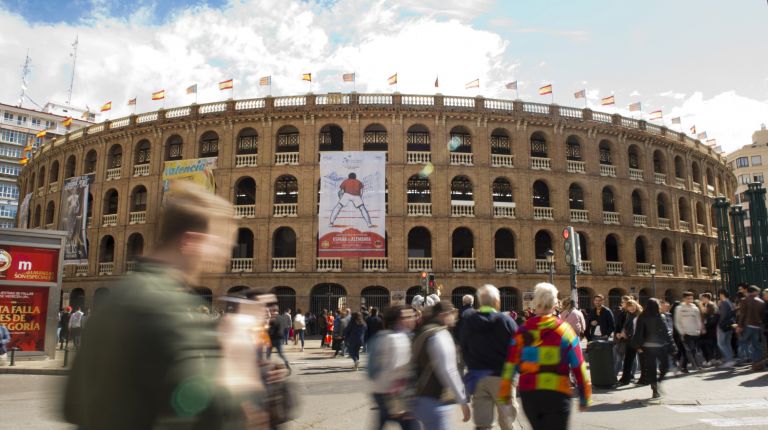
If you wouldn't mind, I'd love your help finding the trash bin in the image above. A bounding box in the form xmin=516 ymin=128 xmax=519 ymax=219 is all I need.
xmin=586 ymin=340 xmax=616 ymax=387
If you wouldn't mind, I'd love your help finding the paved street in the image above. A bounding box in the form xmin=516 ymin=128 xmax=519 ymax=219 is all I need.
xmin=4 ymin=341 xmax=768 ymax=429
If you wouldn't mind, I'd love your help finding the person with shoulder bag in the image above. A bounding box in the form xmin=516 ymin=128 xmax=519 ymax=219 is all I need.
xmin=560 ymin=297 xmax=586 ymax=338
xmin=631 ymin=298 xmax=677 ymax=400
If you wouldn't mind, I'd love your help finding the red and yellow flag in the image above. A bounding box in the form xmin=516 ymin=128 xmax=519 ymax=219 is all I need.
xmin=601 ymin=95 xmax=615 ymax=106
xmin=35 ymin=130 xmax=46 ymax=138
xmin=219 ymin=79 xmax=234 ymax=90
xmin=100 ymin=101 xmax=112 ymax=112
xmin=649 ymin=110 xmax=662 ymax=120
xmin=538 ymin=84 xmax=553 ymax=95
xmin=62 ymin=117 xmax=73 ymax=127
xmin=151 ymin=90 xmax=165 ymax=101
xmin=301 ymin=73 xmax=312 ymax=82
xmin=388 ymin=73 xmax=397 ymax=85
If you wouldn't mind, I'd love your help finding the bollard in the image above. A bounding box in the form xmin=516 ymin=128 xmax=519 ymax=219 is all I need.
xmin=62 ymin=347 xmax=70 ymax=368
xmin=9 ymin=347 xmax=19 ymax=367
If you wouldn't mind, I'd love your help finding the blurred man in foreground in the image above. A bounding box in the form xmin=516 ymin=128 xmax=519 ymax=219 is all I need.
xmin=64 ymin=181 xmax=268 ymax=429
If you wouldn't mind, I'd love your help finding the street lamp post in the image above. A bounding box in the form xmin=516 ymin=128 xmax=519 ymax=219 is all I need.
xmin=546 ymin=249 xmax=555 ymax=284
xmin=649 ymin=264 xmax=657 ymax=299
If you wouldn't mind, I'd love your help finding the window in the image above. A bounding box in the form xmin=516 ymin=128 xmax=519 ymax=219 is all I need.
xmin=735 ymin=157 xmax=749 ymax=168
xmin=0 ymin=129 xmax=31 ymax=145
xmin=740 ymin=174 xmax=751 ymax=185
xmin=0 ymin=184 xmax=19 ymax=199
xmin=754 ymin=174 xmax=764 ymax=184
xmin=0 ymin=204 xmax=17 ymax=219
xmin=3 ymin=112 xmax=12 ymax=121
xmin=0 ymin=164 xmax=21 ymax=176
xmin=31 ymin=118 xmax=41 ymax=127
xmin=752 ymin=155 xmax=762 ymax=166
xmin=16 ymin=115 xmax=27 ymax=125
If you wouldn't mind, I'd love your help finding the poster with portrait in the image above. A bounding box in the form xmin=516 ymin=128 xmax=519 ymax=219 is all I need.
xmin=318 ymin=152 xmax=386 ymax=257
xmin=60 ymin=175 xmax=93 ymax=264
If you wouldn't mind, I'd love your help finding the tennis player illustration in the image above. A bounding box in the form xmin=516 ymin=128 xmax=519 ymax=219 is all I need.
xmin=329 ymin=172 xmax=374 ymax=227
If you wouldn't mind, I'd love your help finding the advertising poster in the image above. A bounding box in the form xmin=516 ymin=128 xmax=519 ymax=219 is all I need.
xmin=59 ymin=175 xmax=93 ymax=264
xmin=18 ymin=193 xmax=31 ymax=229
xmin=318 ymin=152 xmax=386 ymax=257
xmin=0 ymin=245 xmax=59 ymax=283
xmin=0 ymin=286 xmax=50 ymax=352
xmin=162 ymin=157 xmax=218 ymax=195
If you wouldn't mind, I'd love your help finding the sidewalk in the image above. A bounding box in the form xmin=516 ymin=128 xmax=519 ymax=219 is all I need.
xmin=0 ymin=348 xmax=74 ymax=375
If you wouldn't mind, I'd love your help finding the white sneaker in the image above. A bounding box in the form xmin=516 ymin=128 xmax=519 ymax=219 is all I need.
xmin=721 ymin=360 xmax=736 ymax=367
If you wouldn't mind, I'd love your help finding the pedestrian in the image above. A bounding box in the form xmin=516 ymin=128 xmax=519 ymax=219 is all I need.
xmin=325 ymin=310 xmax=335 ymax=349
xmin=736 ymin=285 xmax=765 ymax=371
xmin=365 ymin=307 xmax=384 ymax=346
xmin=455 ymin=294 xmax=475 ymax=374
xmin=0 ymin=323 xmax=10 ymax=366
xmin=68 ymin=307 xmax=85 ymax=350
xmin=716 ymin=290 xmax=737 ymax=367
xmin=459 ymin=285 xmax=518 ymax=430
xmin=698 ymin=293 xmax=719 ymax=366
xmin=64 ymin=181 xmax=269 ymax=429
xmin=319 ymin=309 xmax=328 ymax=346
xmin=332 ymin=310 xmax=346 ymax=357
xmin=612 ymin=296 xmax=631 ymax=374
xmin=412 ymin=300 xmax=471 ymax=429
xmin=344 ymin=312 xmax=367 ymax=370
xmin=617 ymin=299 xmax=643 ymax=386
xmin=368 ymin=306 xmax=417 ymax=430
xmin=674 ymin=291 xmax=703 ymax=373
xmin=58 ymin=306 xmax=72 ymax=350
xmin=293 ymin=308 xmax=306 ymax=351
xmin=631 ymin=298 xmax=676 ymax=400
xmin=560 ymin=297 xmax=586 ymax=338
xmin=585 ymin=294 xmax=614 ymax=341
xmin=282 ymin=308 xmax=292 ymax=345
xmin=498 ymin=283 xmax=591 ymax=430
xmin=268 ymin=303 xmax=292 ymax=371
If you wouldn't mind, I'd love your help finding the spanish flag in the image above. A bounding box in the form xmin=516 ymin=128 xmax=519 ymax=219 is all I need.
xmin=302 ymin=73 xmax=312 ymax=82
xmin=601 ymin=95 xmax=615 ymax=106
xmin=388 ymin=73 xmax=397 ymax=85
xmin=649 ymin=110 xmax=662 ymax=120
xmin=465 ymin=79 xmax=480 ymax=89
xmin=538 ymin=84 xmax=553 ymax=95
xmin=690 ymin=125 xmax=696 ymax=134
xmin=151 ymin=90 xmax=165 ymax=101
xmin=259 ymin=76 xmax=271 ymax=86
xmin=100 ymin=101 xmax=112 ymax=112
xmin=219 ymin=79 xmax=234 ymax=90
xmin=24 ymin=144 xmax=33 ymax=151
xmin=62 ymin=117 xmax=73 ymax=127
xmin=19 ymin=158 xmax=28 ymax=165
xmin=36 ymin=130 xmax=46 ymax=138
xmin=127 ymin=97 xmax=137 ymax=106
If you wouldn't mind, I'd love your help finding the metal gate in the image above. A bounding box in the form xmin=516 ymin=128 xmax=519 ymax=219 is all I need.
xmin=361 ymin=286 xmax=390 ymax=311
xmin=499 ymin=287 xmax=519 ymax=312
xmin=577 ymin=288 xmax=592 ymax=311
xmin=310 ymin=283 xmax=347 ymax=316
xmin=272 ymin=286 xmax=296 ymax=313
xmin=406 ymin=286 xmax=421 ymax=305
xmin=451 ymin=286 xmax=476 ymax=310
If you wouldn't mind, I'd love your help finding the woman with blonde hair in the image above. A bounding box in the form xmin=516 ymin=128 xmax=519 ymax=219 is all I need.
xmin=560 ymin=297 xmax=586 ymax=338
xmin=498 ymin=283 xmax=591 ymax=430
xmin=617 ymin=299 xmax=643 ymax=386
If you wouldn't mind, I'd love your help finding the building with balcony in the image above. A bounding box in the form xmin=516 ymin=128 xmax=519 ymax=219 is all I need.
xmin=726 ymin=125 xmax=768 ymax=250
xmin=17 ymin=93 xmax=734 ymax=314
xmin=0 ymin=102 xmax=90 ymax=229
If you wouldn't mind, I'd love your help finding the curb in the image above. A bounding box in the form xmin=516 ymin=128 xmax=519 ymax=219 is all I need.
xmin=0 ymin=367 xmax=69 ymax=376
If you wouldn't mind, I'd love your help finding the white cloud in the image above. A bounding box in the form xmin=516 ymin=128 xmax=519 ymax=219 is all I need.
xmin=629 ymin=90 xmax=640 ymax=97
xmin=659 ymin=90 xmax=686 ymax=100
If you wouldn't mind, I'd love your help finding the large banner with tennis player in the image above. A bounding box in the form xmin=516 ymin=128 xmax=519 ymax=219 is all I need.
xmin=318 ymin=152 xmax=386 ymax=257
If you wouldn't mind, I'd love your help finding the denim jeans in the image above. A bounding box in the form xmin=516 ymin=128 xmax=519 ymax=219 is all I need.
xmin=716 ymin=327 xmax=734 ymax=361
xmin=372 ymin=393 xmax=417 ymax=430
xmin=295 ymin=329 xmax=305 ymax=347
xmin=740 ymin=327 xmax=765 ymax=364
xmin=412 ymin=397 xmax=453 ymax=430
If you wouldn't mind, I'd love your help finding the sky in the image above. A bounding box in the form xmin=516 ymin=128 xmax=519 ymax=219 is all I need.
xmin=0 ymin=0 xmax=766 ymax=153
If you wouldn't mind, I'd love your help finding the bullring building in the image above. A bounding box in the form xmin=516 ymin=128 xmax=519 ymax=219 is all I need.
xmin=16 ymin=93 xmax=735 ymax=314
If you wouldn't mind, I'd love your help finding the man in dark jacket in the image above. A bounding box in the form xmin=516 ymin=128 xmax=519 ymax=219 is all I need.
xmin=737 ymin=285 xmax=766 ymax=371
xmin=365 ymin=307 xmax=384 ymax=345
xmin=717 ymin=290 xmax=736 ymax=367
xmin=586 ymin=294 xmax=614 ymax=341
xmin=460 ymin=285 xmax=518 ymax=430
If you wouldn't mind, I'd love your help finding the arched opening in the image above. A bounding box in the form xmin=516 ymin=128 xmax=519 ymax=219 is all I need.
xmin=691 ymin=161 xmax=701 ymax=184
xmin=683 ymin=241 xmax=694 ymax=267
xmin=407 ymin=175 xmax=431 ymax=203
xmin=406 ymin=286 xmax=421 ymax=305
xmin=276 ymin=125 xmax=300 ymax=153
xmin=608 ymin=288 xmax=625 ymax=311
xmin=361 ymin=286 xmax=390 ymax=310
xmin=273 ymin=227 xmax=297 ymax=258
xmin=530 ymin=131 xmax=547 ymax=158
xmin=632 ymin=190 xmax=644 ymax=215
xmin=599 ymin=140 xmax=613 ymax=166
xmin=199 ymin=130 xmax=219 ymax=157
xmin=700 ymin=244 xmax=710 ymax=270
xmin=635 ymin=236 xmax=648 ymax=263
xmin=579 ymin=233 xmax=589 ymax=262
xmin=83 ymin=150 xmax=97 ymax=174
xmin=33 ymin=205 xmax=41 ymax=228
xmin=45 ymin=201 xmax=55 ymax=226
xmin=605 ymin=234 xmax=620 ymax=262
xmin=234 ymin=177 xmax=256 ymax=205
xmin=657 ymin=193 xmax=669 ymax=219
xmin=232 ymin=228 xmax=254 ymax=259
xmin=192 ymin=287 xmax=213 ymax=310
xmin=165 ymin=135 xmax=183 ymax=161
xmin=566 ymin=135 xmax=582 ymax=161
xmin=492 ymin=178 xmax=513 ymax=203
xmin=665 ymin=289 xmax=678 ymax=304
xmin=108 ymin=144 xmax=122 ymax=170
xmin=628 ymin=144 xmax=641 ymax=169
xmin=406 ymin=124 xmax=430 ymax=152
xmin=274 ymin=175 xmax=298 ymax=204
xmin=661 ymin=239 xmax=674 ymax=265
xmin=49 ymin=160 xmax=59 ymax=184
xmin=674 ymin=156 xmax=685 ymax=179
xmin=696 ymin=202 xmax=706 ymax=227
xmin=450 ymin=176 xmax=473 ymax=201
xmin=310 ymin=283 xmax=347 ymax=316
xmin=568 ymin=183 xmax=585 ymax=210
xmin=449 ymin=126 xmax=472 ymax=153
xmin=126 ymin=233 xmax=144 ymax=263
xmin=99 ymin=235 xmax=115 ymax=263
xmin=653 ymin=150 xmax=666 ymax=174
xmin=499 ymin=287 xmax=519 ymax=312
xmin=103 ymin=189 xmax=119 ymax=215
xmin=94 ymin=288 xmax=111 ymax=309
xmin=532 ymin=180 xmax=550 ymax=207
xmin=363 ymin=123 xmax=387 ymax=152
xmin=639 ymin=288 xmax=651 ymax=307
xmin=69 ymin=288 xmax=85 ymax=311
xmin=65 ymin=155 xmax=77 ymax=178
xmin=38 ymin=167 xmax=46 ymax=189
xmin=130 ymin=185 xmax=147 ymax=212
xmin=87 ymin=193 xmax=93 ymax=221
xmin=494 ymin=229 xmax=516 ymax=259
xmin=236 ymin=127 xmax=258 ymax=155
xmin=451 ymin=286 xmax=477 ymax=310
xmin=408 ymin=227 xmax=431 ymax=257
xmin=578 ymin=287 xmax=593 ymax=311
xmin=678 ymin=197 xmax=690 ymax=223
xmin=602 ymin=187 xmax=616 ymax=212
xmin=272 ymin=286 xmax=296 ymax=314
xmin=134 ymin=139 xmax=151 ymax=166
xmin=534 ymin=230 xmax=552 ymax=259
xmin=451 ymin=227 xmax=474 ymax=258
xmin=490 ymin=128 xmax=511 ymax=155
xmin=319 ymin=124 xmax=344 ymax=151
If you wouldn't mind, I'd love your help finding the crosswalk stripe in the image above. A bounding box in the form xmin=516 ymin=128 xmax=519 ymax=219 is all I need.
xmin=699 ymin=417 xmax=768 ymax=427
xmin=667 ymin=400 xmax=768 ymax=413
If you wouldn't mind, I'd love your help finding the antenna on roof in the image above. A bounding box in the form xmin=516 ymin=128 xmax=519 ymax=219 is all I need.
xmin=19 ymin=50 xmax=31 ymax=108
xmin=67 ymin=35 xmax=79 ymax=105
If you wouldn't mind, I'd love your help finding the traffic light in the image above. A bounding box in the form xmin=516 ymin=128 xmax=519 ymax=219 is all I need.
xmin=563 ymin=226 xmax=581 ymax=266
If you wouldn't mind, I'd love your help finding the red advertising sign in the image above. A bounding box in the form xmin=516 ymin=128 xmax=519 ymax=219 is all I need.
xmin=0 ymin=245 xmax=59 ymax=283
xmin=318 ymin=228 xmax=386 ymax=257
xmin=0 ymin=286 xmax=50 ymax=352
